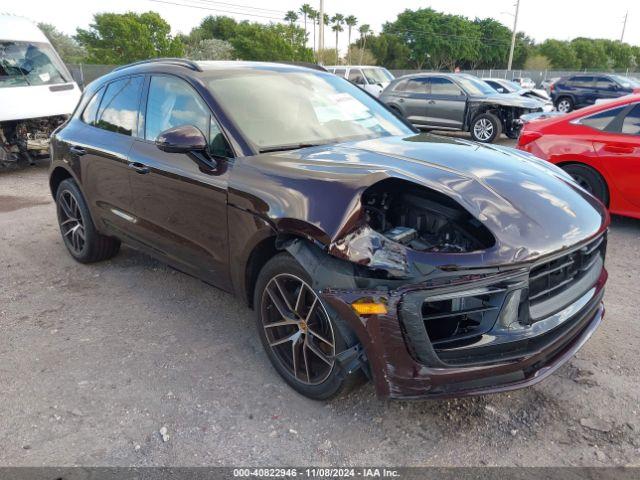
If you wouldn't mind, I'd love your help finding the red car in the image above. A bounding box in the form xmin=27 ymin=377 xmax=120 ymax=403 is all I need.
xmin=518 ymin=94 xmax=640 ymax=219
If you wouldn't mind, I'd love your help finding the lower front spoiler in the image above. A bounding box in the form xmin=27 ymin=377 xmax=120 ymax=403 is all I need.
xmin=322 ymin=278 xmax=605 ymax=400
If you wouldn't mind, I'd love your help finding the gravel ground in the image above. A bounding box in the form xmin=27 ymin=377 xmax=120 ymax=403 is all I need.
xmin=1 ymin=144 xmax=639 ymax=467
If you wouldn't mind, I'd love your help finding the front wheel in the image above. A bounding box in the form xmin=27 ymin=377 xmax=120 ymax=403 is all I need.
xmin=471 ymin=113 xmax=502 ymax=143
xmin=254 ymin=253 xmax=364 ymax=400
xmin=55 ymin=179 xmax=120 ymax=263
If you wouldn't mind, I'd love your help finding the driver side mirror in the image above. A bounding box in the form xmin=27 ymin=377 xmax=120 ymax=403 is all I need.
xmin=155 ymin=124 xmax=207 ymax=153
xmin=155 ymin=124 xmax=219 ymax=172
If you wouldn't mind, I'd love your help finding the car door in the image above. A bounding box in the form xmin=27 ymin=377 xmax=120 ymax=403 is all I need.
xmin=594 ymin=76 xmax=623 ymax=102
xmin=393 ymin=78 xmax=429 ymax=125
xmin=347 ymin=68 xmax=368 ymax=91
xmin=425 ymin=77 xmax=466 ymax=129
xmin=573 ymin=76 xmax=596 ymax=107
xmin=74 ymin=76 xmax=144 ymax=235
xmin=127 ymin=74 xmax=233 ymax=288
xmin=334 ymin=67 xmax=346 ymax=79
xmin=593 ymin=103 xmax=640 ymax=209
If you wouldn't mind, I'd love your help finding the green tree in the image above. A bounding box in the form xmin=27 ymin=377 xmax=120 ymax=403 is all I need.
xmin=538 ymin=39 xmax=580 ymax=69
xmin=331 ymin=14 xmax=345 ymax=61
xmin=284 ymin=11 xmax=298 ymax=25
xmin=364 ymin=33 xmax=411 ymax=69
xmin=344 ymin=15 xmax=358 ymax=64
xmin=524 ymin=53 xmax=551 ymax=70
xmin=471 ymin=18 xmax=511 ymax=69
xmin=185 ymin=38 xmax=234 ymax=61
xmin=38 ymin=23 xmax=86 ymax=63
xmin=308 ymin=8 xmax=318 ymax=54
xmin=230 ymin=22 xmax=312 ymax=62
xmin=358 ymin=24 xmax=371 ymax=64
xmin=75 ymin=11 xmax=183 ymax=64
xmin=190 ymin=16 xmax=238 ymax=43
xmin=571 ymin=38 xmax=609 ymax=70
xmin=299 ymin=3 xmax=313 ymax=46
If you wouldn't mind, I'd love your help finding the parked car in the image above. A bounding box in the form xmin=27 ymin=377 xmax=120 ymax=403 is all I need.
xmin=49 ymin=59 xmax=608 ymax=400
xmin=326 ymin=65 xmax=394 ymax=97
xmin=483 ymin=77 xmax=553 ymax=109
xmin=541 ymin=77 xmax=560 ymax=94
xmin=380 ymin=73 xmax=544 ymax=142
xmin=0 ymin=14 xmax=81 ymax=165
xmin=512 ymin=77 xmax=536 ymax=89
xmin=551 ymin=74 xmax=640 ymax=113
xmin=518 ymin=94 xmax=640 ymax=219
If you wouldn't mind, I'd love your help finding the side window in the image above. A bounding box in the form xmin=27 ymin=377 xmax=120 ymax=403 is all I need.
xmin=579 ymin=106 xmax=626 ymax=131
xmin=595 ymin=77 xmax=616 ymax=89
xmin=95 ymin=76 xmax=144 ymax=136
xmin=403 ymin=78 xmax=428 ymax=94
xmin=81 ymin=87 xmax=104 ymax=125
xmin=621 ymin=105 xmax=640 ymax=135
xmin=209 ymin=117 xmax=233 ymax=157
xmin=348 ymin=69 xmax=366 ymax=85
xmin=430 ymin=77 xmax=462 ymax=96
xmin=568 ymin=76 xmax=594 ymax=88
xmin=145 ymin=76 xmax=210 ymax=142
xmin=334 ymin=68 xmax=346 ymax=78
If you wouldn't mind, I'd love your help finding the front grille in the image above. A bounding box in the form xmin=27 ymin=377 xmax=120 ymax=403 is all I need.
xmin=529 ymin=234 xmax=606 ymax=306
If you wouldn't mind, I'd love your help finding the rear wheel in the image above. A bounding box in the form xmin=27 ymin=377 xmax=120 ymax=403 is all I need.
xmin=561 ymin=164 xmax=609 ymax=205
xmin=471 ymin=113 xmax=502 ymax=143
xmin=556 ymin=97 xmax=574 ymax=113
xmin=254 ymin=253 xmax=363 ymax=400
xmin=55 ymin=179 xmax=120 ymax=263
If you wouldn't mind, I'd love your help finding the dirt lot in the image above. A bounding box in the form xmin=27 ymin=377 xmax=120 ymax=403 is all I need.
xmin=1 ymin=144 xmax=639 ymax=467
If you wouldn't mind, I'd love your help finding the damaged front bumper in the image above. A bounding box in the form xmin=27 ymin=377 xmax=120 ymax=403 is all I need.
xmin=312 ymin=233 xmax=608 ymax=399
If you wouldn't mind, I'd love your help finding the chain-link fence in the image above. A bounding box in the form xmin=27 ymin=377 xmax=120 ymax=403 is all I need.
xmin=389 ymin=69 xmax=640 ymax=87
xmin=66 ymin=64 xmax=116 ymax=89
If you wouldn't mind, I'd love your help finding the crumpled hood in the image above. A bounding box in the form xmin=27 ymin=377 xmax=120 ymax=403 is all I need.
xmin=229 ymin=133 xmax=607 ymax=267
xmin=470 ymin=93 xmax=542 ymax=109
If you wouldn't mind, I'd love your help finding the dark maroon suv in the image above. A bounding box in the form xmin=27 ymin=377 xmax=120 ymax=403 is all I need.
xmin=49 ymin=59 xmax=608 ymax=400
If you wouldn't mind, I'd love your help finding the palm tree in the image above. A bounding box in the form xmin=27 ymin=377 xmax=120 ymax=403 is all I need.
xmin=319 ymin=13 xmax=329 ymax=51
xmin=344 ymin=15 xmax=357 ymax=64
xmin=331 ymin=14 xmax=345 ymax=61
xmin=299 ymin=3 xmax=313 ymax=47
xmin=358 ymin=24 xmax=371 ymax=64
xmin=308 ymin=8 xmax=317 ymax=55
xmin=284 ymin=10 xmax=298 ymax=25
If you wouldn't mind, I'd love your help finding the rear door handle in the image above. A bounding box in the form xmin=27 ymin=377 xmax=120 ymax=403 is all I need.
xmin=128 ymin=162 xmax=150 ymax=174
xmin=69 ymin=145 xmax=86 ymax=156
xmin=427 ymin=100 xmax=436 ymax=104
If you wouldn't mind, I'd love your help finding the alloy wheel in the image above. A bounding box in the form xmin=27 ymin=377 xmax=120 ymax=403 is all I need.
xmin=260 ymin=273 xmax=336 ymax=385
xmin=58 ymin=190 xmax=86 ymax=255
xmin=473 ymin=118 xmax=494 ymax=141
xmin=557 ymin=100 xmax=571 ymax=113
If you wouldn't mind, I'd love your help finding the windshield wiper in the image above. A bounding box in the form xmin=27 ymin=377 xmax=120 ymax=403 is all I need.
xmin=258 ymin=143 xmax=326 ymax=153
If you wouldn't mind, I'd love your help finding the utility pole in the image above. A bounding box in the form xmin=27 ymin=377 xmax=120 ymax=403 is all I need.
xmin=318 ymin=0 xmax=324 ymax=62
xmin=507 ymin=0 xmax=521 ymax=71
xmin=621 ymin=11 xmax=628 ymax=42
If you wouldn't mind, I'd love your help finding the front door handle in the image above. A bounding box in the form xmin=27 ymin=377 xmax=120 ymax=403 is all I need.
xmin=128 ymin=162 xmax=150 ymax=174
xmin=603 ymin=145 xmax=634 ymax=154
xmin=69 ymin=145 xmax=86 ymax=156
xmin=427 ymin=100 xmax=436 ymax=105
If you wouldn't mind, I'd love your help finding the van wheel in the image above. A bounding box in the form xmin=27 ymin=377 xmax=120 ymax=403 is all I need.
xmin=55 ymin=179 xmax=120 ymax=263
xmin=471 ymin=113 xmax=502 ymax=143
xmin=556 ymin=97 xmax=574 ymax=113
xmin=254 ymin=253 xmax=365 ymax=400
xmin=561 ymin=164 xmax=609 ymax=206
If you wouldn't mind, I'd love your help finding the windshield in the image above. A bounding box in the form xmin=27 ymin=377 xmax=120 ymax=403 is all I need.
xmin=207 ymin=70 xmax=412 ymax=151
xmin=456 ymin=76 xmax=496 ymax=95
xmin=611 ymin=75 xmax=640 ymax=88
xmin=0 ymin=41 xmax=70 ymax=88
xmin=363 ymin=68 xmax=394 ymax=85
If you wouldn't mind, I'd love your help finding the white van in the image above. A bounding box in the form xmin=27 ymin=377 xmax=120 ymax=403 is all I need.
xmin=326 ymin=66 xmax=394 ymax=97
xmin=0 ymin=14 xmax=81 ymax=165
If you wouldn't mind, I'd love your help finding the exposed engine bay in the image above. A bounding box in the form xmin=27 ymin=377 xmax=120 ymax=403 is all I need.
xmin=361 ymin=179 xmax=495 ymax=254
xmin=0 ymin=115 xmax=66 ymax=165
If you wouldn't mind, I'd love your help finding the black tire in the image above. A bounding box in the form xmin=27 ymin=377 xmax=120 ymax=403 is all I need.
xmin=470 ymin=113 xmax=502 ymax=143
xmin=254 ymin=252 xmax=365 ymax=400
xmin=55 ymin=178 xmax=120 ymax=263
xmin=388 ymin=105 xmax=404 ymax=118
xmin=561 ymin=164 xmax=609 ymax=206
xmin=556 ymin=96 xmax=574 ymax=113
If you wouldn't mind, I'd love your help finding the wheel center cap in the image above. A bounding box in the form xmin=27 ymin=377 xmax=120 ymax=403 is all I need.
xmin=298 ymin=320 xmax=308 ymax=332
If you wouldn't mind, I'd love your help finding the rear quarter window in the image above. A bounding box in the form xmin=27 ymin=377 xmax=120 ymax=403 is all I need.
xmin=579 ymin=106 xmax=626 ymax=131
xmin=80 ymin=87 xmax=104 ymax=125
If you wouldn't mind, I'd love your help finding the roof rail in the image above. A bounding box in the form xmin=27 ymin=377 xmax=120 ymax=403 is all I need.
xmin=113 ymin=58 xmax=202 ymax=72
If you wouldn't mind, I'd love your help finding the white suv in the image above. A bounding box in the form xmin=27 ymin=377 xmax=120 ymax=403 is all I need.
xmin=326 ymin=66 xmax=394 ymax=97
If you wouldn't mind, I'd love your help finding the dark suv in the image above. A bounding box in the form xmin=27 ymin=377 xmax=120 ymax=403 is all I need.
xmin=380 ymin=73 xmax=544 ymax=142
xmin=49 ymin=59 xmax=608 ymax=400
xmin=551 ymin=74 xmax=640 ymax=113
